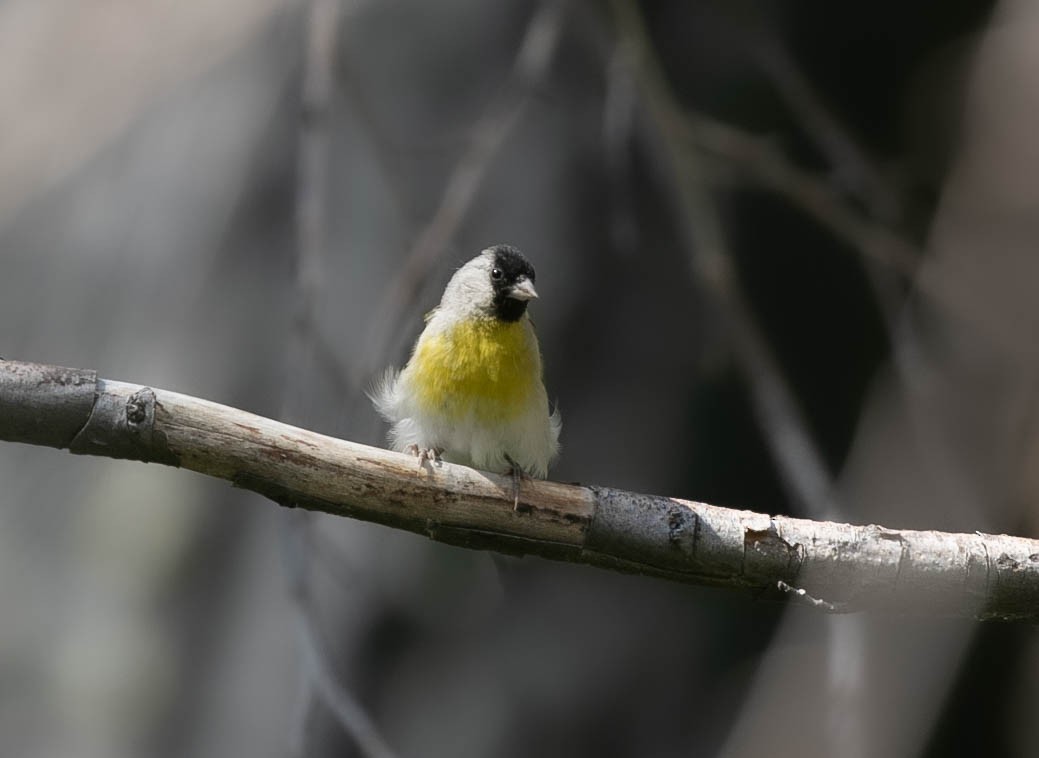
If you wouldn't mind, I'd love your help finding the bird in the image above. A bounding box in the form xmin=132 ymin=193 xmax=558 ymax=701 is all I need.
xmin=371 ymin=245 xmax=560 ymax=502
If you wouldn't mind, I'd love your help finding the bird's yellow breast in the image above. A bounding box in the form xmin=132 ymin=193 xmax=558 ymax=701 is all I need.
xmin=410 ymin=318 xmax=540 ymax=422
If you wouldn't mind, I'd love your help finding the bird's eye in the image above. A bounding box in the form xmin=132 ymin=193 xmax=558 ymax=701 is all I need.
xmin=490 ymin=268 xmax=503 ymax=280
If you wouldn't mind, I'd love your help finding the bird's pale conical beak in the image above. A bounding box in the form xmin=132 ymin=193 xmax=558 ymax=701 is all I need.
xmin=508 ymin=278 xmax=538 ymax=301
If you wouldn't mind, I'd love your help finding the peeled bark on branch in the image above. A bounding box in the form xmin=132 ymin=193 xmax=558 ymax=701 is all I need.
xmin=2 ymin=359 xmax=1037 ymax=621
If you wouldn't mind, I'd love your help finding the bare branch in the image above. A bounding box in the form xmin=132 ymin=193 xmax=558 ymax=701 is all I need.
xmin=677 ymin=111 xmax=920 ymax=276
xmin=753 ymin=38 xmax=900 ymax=223
xmin=4 ymin=359 xmax=1039 ymax=622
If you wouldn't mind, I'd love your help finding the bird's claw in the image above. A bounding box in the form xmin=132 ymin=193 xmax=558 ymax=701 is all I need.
xmin=504 ymin=454 xmax=529 ymax=511
xmin=405 ymin=444 xmax=442 ymax=467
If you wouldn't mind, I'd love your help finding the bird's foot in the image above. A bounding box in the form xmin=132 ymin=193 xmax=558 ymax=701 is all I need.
xmin=405 ymin=444 xmax=442 ymax=468
xmin=504 ymin=454 xmax=530 ymax=511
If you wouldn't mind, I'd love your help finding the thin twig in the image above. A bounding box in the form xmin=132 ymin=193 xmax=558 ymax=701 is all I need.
xmin=677 ymin=111 xmax=920 ymax=276
xmin=753 ymin=38 xmax=900 ymax=223
xmin=776 ymin=580 xmax=847 ymax=613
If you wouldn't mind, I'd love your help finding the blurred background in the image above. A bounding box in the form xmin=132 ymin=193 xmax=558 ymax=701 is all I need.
xmin=3 ymin=0 xmax=1039 ymax=755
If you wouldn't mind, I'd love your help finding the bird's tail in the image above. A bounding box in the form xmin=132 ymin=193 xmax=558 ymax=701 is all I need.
xmin=367 ymin=367 xmax=401 ymax=422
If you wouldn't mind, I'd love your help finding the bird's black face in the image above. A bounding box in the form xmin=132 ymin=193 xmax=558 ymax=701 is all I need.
xmin=488 ymin=245 xmax=537 ymax=323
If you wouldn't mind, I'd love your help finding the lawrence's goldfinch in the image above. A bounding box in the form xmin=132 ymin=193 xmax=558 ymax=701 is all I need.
xmin=371 ymin=245 xmax=561 ymax=485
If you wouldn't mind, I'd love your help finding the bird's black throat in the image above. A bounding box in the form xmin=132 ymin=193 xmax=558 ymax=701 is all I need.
xmin=495 ymin=297 xmax=529 ymax=322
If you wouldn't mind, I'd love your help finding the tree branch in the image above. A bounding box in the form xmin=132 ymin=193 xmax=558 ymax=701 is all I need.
xmin=3 ymin=359 xmax=1038 ymax=622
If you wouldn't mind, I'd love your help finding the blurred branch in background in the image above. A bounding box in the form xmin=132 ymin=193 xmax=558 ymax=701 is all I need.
xmin=359 ymin=0 xmax=566 ymax=382
xmin=676 ymin=111 xmax=921 ymax=277
xmin=602 ymin=47 xmax=640 ymax=254
xmin=607 ymin=0 xmax=842 ymax=523
xmin=599 ymin=5 xmax=931 ymax=758
xmin=291 ymin=0 xmax=355 ymax=397
xmin=283 ymin=515 xmax=397 ymax=758
xmin=5 ymin=359 xmax=1039 ymax=623
xmin=752 ymin=37 xmax=903 ymax=225
xmin=283 ymin=1 xmax=392 ymax=756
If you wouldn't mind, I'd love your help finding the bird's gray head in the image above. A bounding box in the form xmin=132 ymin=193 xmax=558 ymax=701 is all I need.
xmin=441 ymin=245 xmax=538 ymax=323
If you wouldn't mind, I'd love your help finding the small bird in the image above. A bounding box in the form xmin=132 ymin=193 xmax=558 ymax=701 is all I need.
xmin=371 ymin=245 xmax=560 ymax=497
